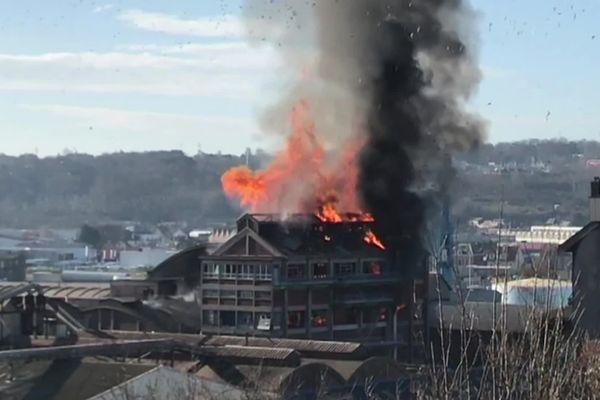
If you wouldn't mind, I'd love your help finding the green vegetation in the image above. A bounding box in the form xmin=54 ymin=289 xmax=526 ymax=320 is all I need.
xmin=0 ymin=140 xmax=598 ymax=228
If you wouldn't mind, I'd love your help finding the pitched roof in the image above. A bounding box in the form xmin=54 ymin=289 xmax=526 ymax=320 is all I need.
xmin=89 ymin=366 xmax=246 ymax=400
xmin=0 ymin=360 xmax=154 ymax=400
xmin=212 ymin=227 xmax=285 ymax=258
xmin=558 ymin=222 xmax=600 ymax=252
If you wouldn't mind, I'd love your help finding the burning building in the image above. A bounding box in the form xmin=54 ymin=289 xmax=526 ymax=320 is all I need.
xmin=214 ymin=0 xmax=484 ymax=352
xmin=197 ymin=212 xmax=426 ymax=348
xmin=215 ymin=99 xmax=426 ymax=346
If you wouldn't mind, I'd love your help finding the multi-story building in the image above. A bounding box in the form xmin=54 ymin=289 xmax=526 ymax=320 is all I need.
xmin=0 ymin=251 xmax=26 ymax=281
xmin=196 ymin=213 xmax=426 ymax=344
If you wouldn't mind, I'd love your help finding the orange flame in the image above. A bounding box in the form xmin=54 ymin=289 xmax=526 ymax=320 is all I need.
xmin=364 ymin=230 xmax=386 ymax=250
xmin=221 ymin=99 xmax=377 ymax=226
xmin=316 ymin=203 xmax=343 ymax=223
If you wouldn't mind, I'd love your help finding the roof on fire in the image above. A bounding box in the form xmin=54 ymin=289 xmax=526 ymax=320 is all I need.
xmin=212 ymin=214 xmax=385 ymax=259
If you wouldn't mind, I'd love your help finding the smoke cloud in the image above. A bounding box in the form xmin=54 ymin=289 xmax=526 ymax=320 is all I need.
xmin=243 ymin=0 xmax=486 ymax=267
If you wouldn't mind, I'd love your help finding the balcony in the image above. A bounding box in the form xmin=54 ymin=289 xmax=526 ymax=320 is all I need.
xmin=334 ymin=294 xmax=394 ymax=305
xmin=275 ymin=274 xmax=400 ymax=287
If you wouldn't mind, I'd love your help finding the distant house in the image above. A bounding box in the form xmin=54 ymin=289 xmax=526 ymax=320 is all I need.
xmin=514 ymin=226 xmax=581 ymax=245
xmin=455 ymin=242 xmax=523 ymax=278
xmin=560 ymin=177 xmax=600 ymax=337
xmin=0 ymin=251 xmax=26 ymax=281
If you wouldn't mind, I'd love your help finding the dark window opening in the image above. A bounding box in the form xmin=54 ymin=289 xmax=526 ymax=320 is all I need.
xmin=288 ymin=311 xmax=305 ymax=329
xmin=334 ymin=262 xmax=355 ymax=276
xmin=221 ymin=311 xmax=235 ymax=327
xmin=287 ymin=264 xmax=306 ymax=280
xmin=362 ymin=261 xmax=384 ymax=276
xmin=312 ymin=262 xmax=329 ymax=279
xmin=311 ymin=310 xmax=328 ymax=327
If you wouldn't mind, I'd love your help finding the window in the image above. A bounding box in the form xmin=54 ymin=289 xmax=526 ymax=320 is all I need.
xmin=362 ymin=261 xmax=383 ymax=276
xmin=238 ymin=312 xmax=253 ymax=327
xmin=288 ymin=311 xmax=305 ymax=329
xmin=223 ymin=264 xmax=236 ymax=279
xmin=312 ymin=262 xmax=329 ymax=279
xmin=221 ymin=311 xmax=235 ymax=327
xmin=221 ymin=290 xmax=236 ymax=298
xmin=287 ymin=264 xmax=306 ymax=280
xmin=334 ymin=262 xmax=355 ymax=276
xmin=203 ymin=263 xmax=219 ymax=278
xmin=238 ymin=290 xmax=253 ymax=299
xmin=238 ymin=264 xmax=254 ymax=280
xmin=255 ymin=291 xmax=271 ymax=300
xmin=202 ymin=310 xmax=218 ymax=326
xmin=311 ymin=310 xmax=328 ymax=327
xmin=256 ymin=264 xmax=272 ymax=280
xmin=203 ymin=289 xmax=218 ymax=298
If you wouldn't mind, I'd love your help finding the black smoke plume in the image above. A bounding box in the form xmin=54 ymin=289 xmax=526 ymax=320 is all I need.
xmin=244 ymin=0 xmax=486 ymax=270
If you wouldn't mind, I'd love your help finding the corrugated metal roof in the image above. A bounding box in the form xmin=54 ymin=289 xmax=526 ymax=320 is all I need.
xmin=203 ymin=336 xmax=363 ymax=355
xmin=0 ymin=283 xmax=36 ymax=301
xmin=44 ymin=284 xmax=110 ymax=299
xmin=0 ymin=282 xmax=110 ymax=300
xmin=104 ymin=331 xmax=363 ymax=358
xmin=195 ymin=345 xmax=298 ymax=362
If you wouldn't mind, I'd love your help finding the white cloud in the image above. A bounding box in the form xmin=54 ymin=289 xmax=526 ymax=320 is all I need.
xmin=19 ymin=103 xmax=252 ymax=133
xmin=0 ymin=46 xmax=277 ymax=98
xmin=17 ymin=103 xmax=259 ymax=154
xmin=117 ymin=41 xmax=247 ymax=54
xmin=118 ymin=10 xmax=244 ymax=38
xmin=93 ymin=4 xmax=114 ymax=14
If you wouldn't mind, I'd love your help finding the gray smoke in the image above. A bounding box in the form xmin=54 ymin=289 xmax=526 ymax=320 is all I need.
xmin=244 ymin=0 xmax=486 ymax=269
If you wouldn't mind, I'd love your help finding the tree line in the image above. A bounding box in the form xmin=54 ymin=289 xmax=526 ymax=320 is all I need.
xmin=0 ymin=140 xmax=599 ymax=228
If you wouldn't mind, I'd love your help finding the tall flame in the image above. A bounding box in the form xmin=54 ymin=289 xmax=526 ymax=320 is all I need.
xmin=222 ymin=100 xmax=363 ymax=216
xmin=221 ymin=99 xmax=386 ymax=251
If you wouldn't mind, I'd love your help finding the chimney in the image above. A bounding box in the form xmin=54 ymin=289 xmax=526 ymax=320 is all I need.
xmin=591 ymin=177 xmax=600 ymax=221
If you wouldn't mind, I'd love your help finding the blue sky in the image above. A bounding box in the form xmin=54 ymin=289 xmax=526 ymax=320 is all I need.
xmin=0 ymin=0 xmax=599 ymax=156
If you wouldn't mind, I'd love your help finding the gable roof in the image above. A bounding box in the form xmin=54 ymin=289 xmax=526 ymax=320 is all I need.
xmin=558 ymin=222 xmax=600 ymax=253
xmin=212 ymin=227 xmax=285 ymax=258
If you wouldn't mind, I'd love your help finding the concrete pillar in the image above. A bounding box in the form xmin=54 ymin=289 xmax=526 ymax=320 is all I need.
xmin=359 ymin=308 xmax=364 ymax=336
xmin=329 ymin=288 xmax=334 ymax=340
xmin=32 ymin=294 xmax=37 ymax=339
xmin=306 ymin=288 xmax=312 ymax=338
xmin=283 ymin=289 xmax=288 ymax=337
